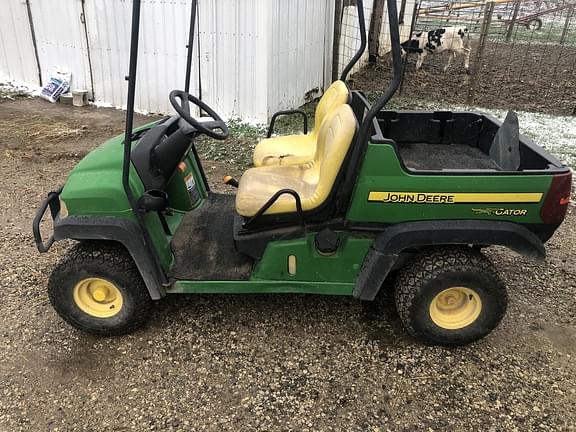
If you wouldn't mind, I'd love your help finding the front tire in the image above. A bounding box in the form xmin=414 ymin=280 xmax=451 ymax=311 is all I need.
xmin=394 ymin=247 xmax=507 ymax=346
xmin=48 ymin=241 xmax=153 ymax=335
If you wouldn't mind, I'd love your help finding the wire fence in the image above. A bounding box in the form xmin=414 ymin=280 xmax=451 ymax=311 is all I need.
xmin=334 ymin=0 xmax=416 ymax=80
xmin=335 ymin=0 xmax=374 ymax=79
xmin=346 ymin=0 xmax=576 ymax=116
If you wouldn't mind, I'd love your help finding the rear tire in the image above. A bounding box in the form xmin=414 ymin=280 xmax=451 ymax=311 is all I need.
xmin=48 ymin=241 xmax=153 ymax=335
xmin=394 ymin=247 xmax=507 ymax=346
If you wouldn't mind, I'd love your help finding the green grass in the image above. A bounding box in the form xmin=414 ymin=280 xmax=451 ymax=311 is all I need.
xmin=195 ymin=120 xmax=266 ymax=170
xmin=195 ymin=101 xmax=318 ymax=171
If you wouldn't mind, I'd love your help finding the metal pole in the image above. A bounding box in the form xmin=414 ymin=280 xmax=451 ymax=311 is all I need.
xmin=80 ymin=0 xmax=96 ymax=100
xmin=121 ymin=0 xmax=169 ymax=289
xmin=123 ymin=0 xmax=141 ymax=151
xmin=399 ymin=0 xmax=419 ymax=95
xmin=24 ymin=0 xmax=42 ymax=86
xmin=467 ymin=1 xmax=494 ymax=104
xmin=560 ymin=5 xmax=574 ymax=45
xmin=505 ymin=0 xmax=522 ymax=42
xmin=122 ymin=0 xmax=142 ymax=218
xmin=332 ymin=0 xmax=343 ymax=82
xmin=184 ymin=0 xmax=198 ymax=93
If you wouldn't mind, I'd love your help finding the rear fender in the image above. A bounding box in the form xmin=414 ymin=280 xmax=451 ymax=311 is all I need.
xmin=354 ymin=220 xmax=545 ymax=301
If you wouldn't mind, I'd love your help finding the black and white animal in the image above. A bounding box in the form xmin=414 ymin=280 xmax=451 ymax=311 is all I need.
xmin=401 ymin=27 xmax=471 ymax=73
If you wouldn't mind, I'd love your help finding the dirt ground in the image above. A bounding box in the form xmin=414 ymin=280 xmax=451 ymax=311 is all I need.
xmin=0 ymin=98 xmax=575 ymax=431
xmin=352 ymin=42 xmax=576 ymax=116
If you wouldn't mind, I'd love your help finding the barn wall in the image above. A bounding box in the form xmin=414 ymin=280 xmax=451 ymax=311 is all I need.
xmin=197 ymin=0 xmax=268 ymax=123
xmin=0 ymin=0 xmax=39 ymax=85
xmin=267 ymin=0 xmax=334 ymax=118
xmin=83 ymin=0 xmax=199 ymax=115
xmin=0 ymin=0 xmax=334 ymax=122
xmin=28 ymin=0 xmax=93 ymax=93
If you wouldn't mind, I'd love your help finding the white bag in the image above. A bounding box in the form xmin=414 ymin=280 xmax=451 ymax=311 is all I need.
xmin=40 ymin=67 xmax=71 ymax=103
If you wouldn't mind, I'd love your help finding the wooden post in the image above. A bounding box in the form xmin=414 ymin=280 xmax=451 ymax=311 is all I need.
xmin=467 ymin=1 xmax=495 ymax=104
xmin=332 ymin=0 xmax=343 ymax=81
xmin=368 ymin=0 xmax=386 ymax=63
xmin=505 ymin=0 xmax=522 ymax=42
xmin=560 ymin=5 xmax=574 ymax=45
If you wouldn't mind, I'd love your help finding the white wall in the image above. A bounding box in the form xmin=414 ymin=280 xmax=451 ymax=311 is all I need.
xmin=28 ymin=0 xmax=92 ymax=92
xmin=267 ymin=0 xmax=334 ymax=117
xmin=197 ymin=0 xmax=334 ymax=122
xmin=3 ymin=0 xmax=409 ymax=122
xmin=197 ymin=0 xmax=268 ymax=123
xmin=0 ymin=0 xmax=335 ymax=123
xmin=83 ymin=0 xmax=200 ymax=115
xmin=0 ymin=0 xmax=39 ymax=85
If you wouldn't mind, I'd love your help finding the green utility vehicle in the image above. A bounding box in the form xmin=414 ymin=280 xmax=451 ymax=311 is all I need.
xmin=34 ymin=0 xmax=572 ymax=345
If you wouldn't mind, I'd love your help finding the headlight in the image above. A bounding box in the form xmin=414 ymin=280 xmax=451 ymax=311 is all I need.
xmin=59 ymin=198 xmax=69 ymax=218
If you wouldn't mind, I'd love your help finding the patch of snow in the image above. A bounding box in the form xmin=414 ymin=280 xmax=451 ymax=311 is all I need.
xmin=0 ymin=79 xmax=41 ymax=97
xmin=92 ymin=100 xmax=151 ymax=115
xmin=92 ymin=100 xmax=114 ymax=109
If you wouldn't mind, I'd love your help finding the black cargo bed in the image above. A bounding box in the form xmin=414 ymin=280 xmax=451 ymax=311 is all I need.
xmin=398 ymin=143 xmax=500 ymax=170
xmin=372 ymin=110 xmax=566 ymax=173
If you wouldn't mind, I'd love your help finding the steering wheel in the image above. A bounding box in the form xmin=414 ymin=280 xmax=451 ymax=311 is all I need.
xmin=169 ymin=90 xmax=229 ymax=140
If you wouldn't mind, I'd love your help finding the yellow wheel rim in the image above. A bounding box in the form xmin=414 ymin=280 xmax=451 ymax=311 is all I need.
xmin=73 ymin=278 xmax=123 ymax=318
xmin=429 ymin=287 xmax=482 ymax=330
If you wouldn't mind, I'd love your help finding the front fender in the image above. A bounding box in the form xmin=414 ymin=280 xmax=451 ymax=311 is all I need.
xmin=54 ymin=216 xmax=168 ymax=300
xmin=353 ymin=220 xmax=545 ymax=301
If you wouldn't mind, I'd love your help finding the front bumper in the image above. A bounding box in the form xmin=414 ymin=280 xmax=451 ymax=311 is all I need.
xmin=32 ymin=186 xmax=63 ymax=252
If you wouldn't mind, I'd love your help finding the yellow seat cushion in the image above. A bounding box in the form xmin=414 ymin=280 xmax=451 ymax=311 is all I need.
xmin=252 ymin=80 xmax=350 ymax=167
xmin=252 ymin=134 xmax=316 ymax=167
xmin=236 ymin=104 xmax=356 ymax=217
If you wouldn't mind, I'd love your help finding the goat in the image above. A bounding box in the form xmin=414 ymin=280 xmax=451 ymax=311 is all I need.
xmin=401 ymin=27 xmax=471 ymax=73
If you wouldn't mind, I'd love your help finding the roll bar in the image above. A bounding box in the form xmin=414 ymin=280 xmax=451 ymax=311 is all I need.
xmin=339 ymin=0 xmax=403 ymax=113
xmin=122 ymin=0 xmax=141 ymax=218
xmin=337 ymin=0 xmax=403 ymax=207
xmin=122 ymin=0 xmax=170 ymax=288
xmin=357 ymin=0 xmax=403 ymax=143
xmin=184 ymin=0 xmax=198 ymax=93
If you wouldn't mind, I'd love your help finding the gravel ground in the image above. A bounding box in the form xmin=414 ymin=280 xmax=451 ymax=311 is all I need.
xmin=0 ymin=98 xmax=575 ymax=431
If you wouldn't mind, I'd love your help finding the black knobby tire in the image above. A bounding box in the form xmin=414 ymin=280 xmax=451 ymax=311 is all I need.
xmin=394 ymin=247 xmax=507 ymax=346
xmin=526 ymin=18 xmax=542 ymax=31
xmin=48 ymin=241 xmax=153 ymax=336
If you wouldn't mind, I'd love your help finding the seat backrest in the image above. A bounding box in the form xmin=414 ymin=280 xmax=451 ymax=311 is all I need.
xmin=311 ymin=104 xmax=357 ymax=205
xmin=313 ymin=80 xmax=350 ymax=134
